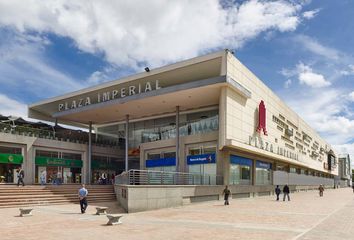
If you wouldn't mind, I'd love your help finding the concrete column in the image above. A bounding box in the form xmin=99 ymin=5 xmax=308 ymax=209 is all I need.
xmin=176 ymin=106 xmax=180 ymax=172
xmin=88 ymin=122 xmax=92 ymax=184
xmin=125 ymin=115 xmax=129 ymax=171
xmin=252 ymin=159 xmax=256 ymax=186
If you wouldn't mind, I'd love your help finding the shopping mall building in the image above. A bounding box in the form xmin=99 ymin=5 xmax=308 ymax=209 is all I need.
xmin=25 ymin=50 xmax=339 ymax=210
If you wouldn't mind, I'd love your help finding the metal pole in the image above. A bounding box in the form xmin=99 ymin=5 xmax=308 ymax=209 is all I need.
xmin=125 ymin=114 xmax=129 ymax=172
xmin=176 ymin=106 xmax=180 ymax=172
xmin=88 ymin=121 xmax=92 ymax=184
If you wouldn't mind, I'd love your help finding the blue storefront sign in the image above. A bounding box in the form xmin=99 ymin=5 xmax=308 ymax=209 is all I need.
xmin=256 ymin=160 xmax=272 ymax=169
xmin=230 ymin=155 xmax=252 ymax=166
xmin=146 ymin=157 xmax=176 ymax=168
xmin=187 ymin=153 xmax=216 ymax=165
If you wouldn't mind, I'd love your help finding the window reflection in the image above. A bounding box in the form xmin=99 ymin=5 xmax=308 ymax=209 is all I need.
xmin=97 ymin=109 xmax=219 ymax=149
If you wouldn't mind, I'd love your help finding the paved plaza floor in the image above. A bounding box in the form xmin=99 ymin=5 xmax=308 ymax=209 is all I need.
xmin=1 ymin=188 xmax=354 ymax=240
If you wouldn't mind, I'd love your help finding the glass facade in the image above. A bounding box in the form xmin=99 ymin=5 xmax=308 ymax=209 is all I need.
xmin=187 ymin=146 xmax=217 ymax=185
xmin=229 ymin=155 xmax=252 ymax=185
xmin=96 ymin=109 xmax=218 ymax=171
xmin=146 ymin=151 xmax=177 ymax=172
xmin=35 ymin=150 xmax=83 ymax=184
xmin=0 ymin=146 xmax=22 ymax=183
xmin=255 ymin=161 xmax=272 ymax=185
xmin=97 ymin=109 xmax=219 ymax=149
xmin=91 ymin=155 xmax=124 ymax=184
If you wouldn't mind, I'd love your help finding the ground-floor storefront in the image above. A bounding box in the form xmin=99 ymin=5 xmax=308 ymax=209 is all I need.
xmin=0 ymin=145 xmax=24 ymax=183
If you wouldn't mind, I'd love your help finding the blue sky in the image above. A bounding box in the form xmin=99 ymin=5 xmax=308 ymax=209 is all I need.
xmin=0 ymin=0 xmax=353 ymax=157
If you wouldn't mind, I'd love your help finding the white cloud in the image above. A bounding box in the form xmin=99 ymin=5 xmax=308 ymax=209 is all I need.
xmin=284 ymin=79 xmax=292 ymax=88
xmin=349 ymin=91 xmax=354 ymax=102
xmin=0 ymin=94 xmax=27 ymax=117
xmin=282 ymin=88 xmax=354 ymax=145
xmin=297 ymin=63 xmax=331 ymax=88
xmin=340 ymin=64 xmax=354 ymax=76
xmin=333 ymin=143 xmax=354 ymax=162
xmin=0 ymin=31 xmax=83 ymax=98
xmin=0 ymin=0 xmax=310 ymax=68
xmin=302 ymin=8 xmax=320 ymax=19
xmin=293 ymin=35 xmax=339 ymax=60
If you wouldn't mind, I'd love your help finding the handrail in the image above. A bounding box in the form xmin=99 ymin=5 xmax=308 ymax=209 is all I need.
xmin=115 ymin=169 xmax=223 ymax=185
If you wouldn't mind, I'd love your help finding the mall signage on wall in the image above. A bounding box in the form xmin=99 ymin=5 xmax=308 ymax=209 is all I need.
xmin=257 ymin=100 xmax=268 ymax=136
xmin=187 ymin=153 xmax=216 ymax=165
xmin=248 ymin=135 xmax=299 ymax=161
xmin=58 ymin=80 xmax=162 ymax=111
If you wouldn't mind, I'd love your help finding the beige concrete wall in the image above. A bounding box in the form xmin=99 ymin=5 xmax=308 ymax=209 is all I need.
xmin=224 ymin=53 xmax=337 ymax=176
xmin=0 ymin=132 xmax=122 ymax=184
xmin=114 ymin=183 xmax=332 ymax=213
xmin=115 ymin=184 xmax=183 ymax=213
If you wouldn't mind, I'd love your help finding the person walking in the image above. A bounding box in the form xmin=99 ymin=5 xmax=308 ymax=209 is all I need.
xmin=57 ymin=171 xmax=62 ymax=185
xmin=222 ymin=185 xmax=231 ymax=205
xmin=319 ymin=184 xmax=324 ymax=197
xmin=275 ymin=185 xmax=281 ymax=201
xmin=78 ymin=184 xmax=88 ymax=214
xmin=17 ymin=167 xmax=25 ymax=187
xmin=102 ymin=172 xmax=108 ymax=185
xmin=352 ymin=185 xmax=354 ymax=193
xmin=283 ymin=184 xmax=290 ymax=201
xmin=40 ymin=170 xmax=46 ymax=185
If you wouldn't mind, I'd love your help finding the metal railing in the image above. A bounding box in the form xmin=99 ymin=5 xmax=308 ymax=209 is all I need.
xmin=115 ymin=169 xmax=223 ymax=185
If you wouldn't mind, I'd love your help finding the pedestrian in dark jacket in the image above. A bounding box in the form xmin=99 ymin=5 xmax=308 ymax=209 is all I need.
xmin=222 ymin=186 xmax=231 ymax=205
xmin=319 ymin=184 xmax=324 ymax=197
xmin=275 ymin=185 xmax=281 ymax=201
xmin=283 ymin=184 xmax=290 ymax=201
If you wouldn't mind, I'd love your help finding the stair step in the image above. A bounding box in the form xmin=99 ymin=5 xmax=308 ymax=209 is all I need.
xmin=0 ymin=185 xmax=116 ymax=208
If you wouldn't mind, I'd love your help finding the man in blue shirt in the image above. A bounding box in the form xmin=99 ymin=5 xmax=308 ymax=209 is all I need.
xmin=78 ymin=184 xmax=88 ymax=213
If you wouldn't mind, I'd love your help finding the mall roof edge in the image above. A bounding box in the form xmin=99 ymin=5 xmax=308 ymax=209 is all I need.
xmin=52 ymin=75 xmax=227 ymax=120
xmin=28 ymin=50 xmax=229 ymax=108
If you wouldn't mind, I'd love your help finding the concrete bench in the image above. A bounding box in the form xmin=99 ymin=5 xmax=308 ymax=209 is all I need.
xmin=95 ymin=206 xmax=108 ymax=215
xmin=106 ymin=214 xmax=123 ymax=225
xmin=19 ymin=208 xmax=33 ymax=217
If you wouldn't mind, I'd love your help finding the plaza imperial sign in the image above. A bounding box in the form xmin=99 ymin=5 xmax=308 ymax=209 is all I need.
xmin=58 ymin=80 xmax=162 ymax=111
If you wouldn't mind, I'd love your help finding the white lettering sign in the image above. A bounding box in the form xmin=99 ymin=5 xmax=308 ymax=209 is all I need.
xmin=249 ymin=135 xmax=298 ymax=161
xmin=58 ymin=80 xmax=162 ymax=111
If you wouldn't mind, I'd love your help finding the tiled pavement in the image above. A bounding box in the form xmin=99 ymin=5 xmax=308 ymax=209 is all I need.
xmin=1 ymin=188 xmax=353 ymax=240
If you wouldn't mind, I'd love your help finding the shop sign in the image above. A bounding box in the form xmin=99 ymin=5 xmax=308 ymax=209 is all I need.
xmin=256 ymin=100 xmax=268 ymax=135
xmin=256 ymin=160 xmax=272 ymax=169
xmin=91 ymin=161 xmax=108 ymax=170
xmin=230 ymin=155 xmax=252 ymax=166
xmin=146 ymin=157 xmax=176 ymax=168
xmin=58 ymin=80 xmax=162 ymax=112
xmin=0 ymin=153 xmax=23 ymax=164
xmin=187 ymin=153 xmax=216 ymax=165
xmin=128 ymin=148 xmax=140 ymax=156
xmin=248 ymin=135 xmax=299 ymax=161
xmin=35 ymin=156 xmax=83 ymax=168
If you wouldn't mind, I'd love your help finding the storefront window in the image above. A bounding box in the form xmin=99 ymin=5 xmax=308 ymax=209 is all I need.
xmin=289 ymin=167 xmax=297 ymax=173
xmin=255 ymin=160 xmax=272 ymax=185
xmin=35 ymin=150 xmax=83 ymax=184
xmin=187 ymin=147 xmax=217 ymax=184
xmin=147 ymin=153 xmax=160 ymax=160
xmin=163 ymin=152 xmax=176 ymax=159
xmin=96 ymin=109 xmax=219 ymax=149
xmin=0 ymin=146 xmax=23 ymax=183
xmin=229 ymin=155 xmax=252 ymax=185
xmin=146 ymin=151 xmax=176 ymax=171
xmin=276 ymin=164 xmax=287 ymax=172
xmin=0 ymin=146 xmax=21 ymax=154
xmin=189 ymin=148 xmax=201 ymax=156
xmin=62 ymin=152 xmax=82 ymax=160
